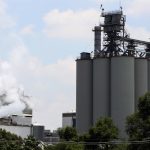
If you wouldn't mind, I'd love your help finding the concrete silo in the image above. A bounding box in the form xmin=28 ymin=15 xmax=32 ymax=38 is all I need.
xmin=76 ymin=9 xmax=150 ymax=137
xmin=111 ymin=56 xmax=135 ymax=137
xmin=135 ymin=58 xmax=148 ymax=110
xmin=93 ymin=58 xmax=110 ymax=124
xmin=76 ymin=52 xmax=93 ymax=134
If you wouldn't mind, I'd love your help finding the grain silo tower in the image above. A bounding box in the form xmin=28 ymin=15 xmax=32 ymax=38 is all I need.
xmin=92 ymin=26 xmax=110 ymax=124
xmin=76 ymin=52 xmax=93 ymax=134
xmin=76 ymin=8 xmax=150 ymax=137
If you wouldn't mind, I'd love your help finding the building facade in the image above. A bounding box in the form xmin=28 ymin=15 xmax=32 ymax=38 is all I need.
xmin=62 ymin=112 xmax=76 ymax=128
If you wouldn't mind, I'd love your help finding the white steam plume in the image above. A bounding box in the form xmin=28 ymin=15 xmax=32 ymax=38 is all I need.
xmin=0 ymin=61 xmax=32 ymax=118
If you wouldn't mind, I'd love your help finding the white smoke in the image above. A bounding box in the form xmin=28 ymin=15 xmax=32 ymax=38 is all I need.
xmin=0 ymin=60 xmax=32 ymax=118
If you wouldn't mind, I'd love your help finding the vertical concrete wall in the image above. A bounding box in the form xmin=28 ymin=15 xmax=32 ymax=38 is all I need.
xmin=148 ymin=59 xmax=150 ymax=92
xmin=33 ymin=126 xmax=44 ymax=141
xmin=76 ymin=59 xmax=93 ymax=134
xmin=111 ymin=56 xmax=135 ymax=137
xmin=93 ymin=58 xmax=110 ymax=124
xmin=0 ymin=125 xmax=32 ymax=139
xmin=135 ymin=58 xmax=148 ymax=110
xmin=76 ymin=55 xmax=150 ymax=137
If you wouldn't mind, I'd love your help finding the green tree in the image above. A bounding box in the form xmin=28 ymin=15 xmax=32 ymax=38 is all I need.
xmin=0 ymin=129 xmax=23 ymax=150
xmin=57 ymin=128 xmax=65 ymax=139
xmin=57 ymin=127 xmax=77 ymax=141
xmin=23 ymin=136 xmax=42 ymax=150
xmin=44 ymin=143 xmax=83 ymax=150
xmin=89 ymin=118 xmax=118 ymax=141
xmin=112 ymin=144 xmax=128 ymax=150
xmin=65 ymin=143 xmax=83 ymax=150
xmin=44 ymin=144 xmax=55 ymax=150
xmin=126 ymin=92 xmax=150 ymax=150
xmin=82 ymin=117 xmax=118 ymax=150
xmin=0 ymin=129 xmax=44 ymax=150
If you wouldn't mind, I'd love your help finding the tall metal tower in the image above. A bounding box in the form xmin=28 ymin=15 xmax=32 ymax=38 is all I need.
xmin=93 ymin=9 xmax=150 ymax=58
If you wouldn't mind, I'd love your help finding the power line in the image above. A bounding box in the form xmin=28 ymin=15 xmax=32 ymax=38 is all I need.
xmin=50 ymin=139 xmax=150 ymax=145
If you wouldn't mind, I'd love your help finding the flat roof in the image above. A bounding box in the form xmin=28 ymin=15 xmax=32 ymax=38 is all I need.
xmin=62 ymin=112 xmax=76 ymax=117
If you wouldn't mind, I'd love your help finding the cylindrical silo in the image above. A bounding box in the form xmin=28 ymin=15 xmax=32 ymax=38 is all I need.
xmin=76 ymin=52 xmax=93 ymax=134
xmin=135 ymin=58 xmax=148 ymax=110
xmin=111 ymin=56 xmax=135 ymax=138
xmin=148 ymin=59 xmax=150 ymax=92
xmin=93 ymin=58 xmax=110 ymax=124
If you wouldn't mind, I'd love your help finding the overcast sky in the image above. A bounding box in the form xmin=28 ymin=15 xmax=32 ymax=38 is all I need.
xmin=0 ymin=0 xmax=149 ymax=130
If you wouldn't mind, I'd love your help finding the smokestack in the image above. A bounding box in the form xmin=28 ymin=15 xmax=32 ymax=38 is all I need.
xmin=93 ymin=26 xmax=101 ymax=57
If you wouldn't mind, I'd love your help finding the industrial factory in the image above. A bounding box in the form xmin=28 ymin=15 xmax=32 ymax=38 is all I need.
xmin=0 ymin=109 xmax=59 ymax=143
xmin=76 ymin=9 xmax=150 ymax=137
xmin=0 ymin=114 xmax=32 ymax=138
xmin=0 ymin=89 xmax=59 ymax=143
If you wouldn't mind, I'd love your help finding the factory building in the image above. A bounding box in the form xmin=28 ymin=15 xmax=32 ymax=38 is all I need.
xmin=0 ymin=114 xmax=32 ymax=138
xmin=33 ymin=125 xmax=59 ymax=143
xmin=76 ymin=9 xmax=150 ymax=137
xmin=0 ymin=114 xmax=59 ymax=143
xmin=62 ymin=112 xmax=76 ymax=128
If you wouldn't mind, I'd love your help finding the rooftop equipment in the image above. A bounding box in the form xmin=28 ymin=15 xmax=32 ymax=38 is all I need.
xmin=93 ymin=9 xmax=150 ymax=58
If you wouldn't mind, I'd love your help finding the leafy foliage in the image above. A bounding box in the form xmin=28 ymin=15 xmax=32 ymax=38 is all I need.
xmin=44 ymin=143 xmax=83 ymax=150
xmin=89 ymin=117 xmax=118 ymax=142
xmin=112 ymin=144 xmax=128 ymax=150
xmin=0 ymin=129 xmax=23 ymax=150
xmin=81 ymin=117 xmax=118 ymax=150
xmin=23 ymin=136 xmax=42 ymax=150
xmin=0 ymin=129 xmax=43 ymax=150
xmin=126 ymin=92 xmax=150 ymax=150
xmin=57 ymin=127 xmax=77 ymax=141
